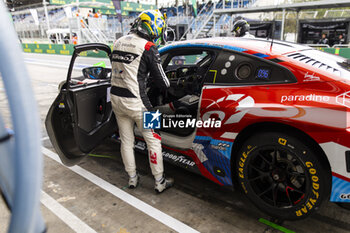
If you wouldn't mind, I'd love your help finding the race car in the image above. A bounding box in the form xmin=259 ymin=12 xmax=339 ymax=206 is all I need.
xmin=45 ymin=38 xmax=350 ymax=220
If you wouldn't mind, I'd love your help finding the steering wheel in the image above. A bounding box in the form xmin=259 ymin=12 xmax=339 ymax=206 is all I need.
xmin=0 ymin=2 xmax=45 ymax=233
xmin=176 ymin=74 xmax=201 ymax=95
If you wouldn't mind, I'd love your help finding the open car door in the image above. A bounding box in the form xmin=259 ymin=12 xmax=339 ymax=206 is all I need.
xmin=45 ymin=43 xmax=117 ymax=166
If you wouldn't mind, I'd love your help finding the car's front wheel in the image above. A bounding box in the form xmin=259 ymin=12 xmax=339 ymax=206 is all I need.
xmin=236 ymin=131 xmax=331 ymax=220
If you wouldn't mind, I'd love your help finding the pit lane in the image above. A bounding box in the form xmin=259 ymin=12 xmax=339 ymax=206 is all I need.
xmin=0 ymin=53 xmax=349 ymax=233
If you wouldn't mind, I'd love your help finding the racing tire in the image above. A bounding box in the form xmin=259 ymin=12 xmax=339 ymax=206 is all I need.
xmin=236 ymin=132 xmax=331 ymax=220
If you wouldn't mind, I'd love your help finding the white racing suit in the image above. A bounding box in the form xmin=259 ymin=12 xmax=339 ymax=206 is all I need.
xmin=242 ymin=32 xmax=255 ymax=38
xmin=110 ymin=33 xmax=170 ymax=180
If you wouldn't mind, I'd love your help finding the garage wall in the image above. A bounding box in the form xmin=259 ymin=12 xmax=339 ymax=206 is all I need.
xmin=21 ymin=43 xmax=111 ymax=57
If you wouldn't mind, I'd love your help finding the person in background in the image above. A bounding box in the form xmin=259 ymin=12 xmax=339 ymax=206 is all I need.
xmin=63 ymin=34 xmax=70 ymax=44
xmin=318 ymin=33 xmax=329 ymax=45
xmin=110 ymin=10 xmax=174 ymax=193
xmin=72 ymin=33 xmax=78 ymax=45
xmin=232 ymin=19 xmax=254 ymax=38
xmin=336 ymin=34 xmax=346 ymax=45
xmin=94 ymin=10 xmax=102 ymax=18
xmin=49 ymin=34 xmax=56 ymax=44
xmin=75 ymin=9 xmax=80 ymax=17
xmin=87 ymin=10 xmax=93 ymax=18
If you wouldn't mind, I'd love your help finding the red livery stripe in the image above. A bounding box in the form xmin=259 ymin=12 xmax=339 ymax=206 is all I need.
xmin=151 ymin=129 xmax=161 ymax=140
xmin=169 ymin=102 xmax=175 ymax=111
xmin=332 ymin=172 xmax=350 ymax=183
xmin=145 ymin=41 xmax=155 ymax=51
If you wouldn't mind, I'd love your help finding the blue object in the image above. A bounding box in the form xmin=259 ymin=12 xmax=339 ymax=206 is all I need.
xmin=256 ymin=68 xmax=271 ymax=79
xmin=0 ymin=1 xmax=45 ymax=232
xmin=143 ymin=111 xmax=161 ymax=129
xmin=330 ymin=175 xmax=350 ymax=202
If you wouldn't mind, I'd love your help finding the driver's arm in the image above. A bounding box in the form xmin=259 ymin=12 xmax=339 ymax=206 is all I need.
xmin=144 ymin=42 xmax=170 ymax=90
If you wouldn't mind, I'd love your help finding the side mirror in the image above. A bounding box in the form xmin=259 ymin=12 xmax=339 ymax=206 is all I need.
xmin=82 ymin=66 xmax=111 ymax=80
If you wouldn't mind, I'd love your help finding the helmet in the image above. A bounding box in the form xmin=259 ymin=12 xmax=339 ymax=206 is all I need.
xmin=232 ymin=19 xmax=250 ymax=37
xmin=172 ymin=56 xmax=186 ymax=65
xmin=130 ymin=10 xmax=167 ymax=47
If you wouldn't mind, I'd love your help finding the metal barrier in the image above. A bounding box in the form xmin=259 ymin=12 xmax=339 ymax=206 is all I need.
xmin=21 ymin=43 xmax=111 ymax=58
xmin=307 ymin=44 xmax=330 ymax=48
xmin=333 ymin=44 xmax=350 ymax=48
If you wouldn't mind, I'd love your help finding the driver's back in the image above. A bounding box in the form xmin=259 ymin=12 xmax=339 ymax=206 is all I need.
xmin=111 ymin=32 xmax=169 ymax=111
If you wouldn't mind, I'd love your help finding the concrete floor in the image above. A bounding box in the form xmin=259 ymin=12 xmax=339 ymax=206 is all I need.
xmin=0 ymin=53 xmax=349 ymax=233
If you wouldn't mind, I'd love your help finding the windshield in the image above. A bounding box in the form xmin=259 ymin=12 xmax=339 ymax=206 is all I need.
xmin=288 ymin=49 xmax=350 ymax=79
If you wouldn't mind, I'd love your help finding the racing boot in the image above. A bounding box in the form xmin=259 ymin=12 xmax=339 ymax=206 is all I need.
xmin=129 ymin=174 xmax=139 ymax=189
xmin=155 ymin=176 xmax=174 ymax=193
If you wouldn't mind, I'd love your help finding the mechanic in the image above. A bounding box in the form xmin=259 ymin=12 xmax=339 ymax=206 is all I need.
xmin=232 ymin=19 xmax=255 ymax=38
xmin=336 ymin=34 xmax=346 ymax=45
xmin=318 ymin=33 xmax=329 ymax=45
xmin=110 ymin=9 xmax=174 ymax=193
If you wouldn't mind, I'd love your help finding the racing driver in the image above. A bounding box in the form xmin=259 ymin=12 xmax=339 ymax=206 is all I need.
xmin=110 ymin=10 xmax=174 ymax=193
xmin=232 ymin=19 xmax=255 ymax=38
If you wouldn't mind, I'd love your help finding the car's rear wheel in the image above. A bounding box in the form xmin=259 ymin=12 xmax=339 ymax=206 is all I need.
xmin=236 ymin=132 xmax=331 ymax=220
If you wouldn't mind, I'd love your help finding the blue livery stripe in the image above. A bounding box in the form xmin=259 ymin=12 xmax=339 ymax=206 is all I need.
xmin=195 ymin=135 xmax=212 ymax=141
xmin=222 ymin=45 xmax=247 ymax=52
xmin=252 ymin=53 xmax=269 ymax=58
xmin=159 ymin=43 xmax=247 ymax=54
xmin=145 ymin=11 xmax=155 ymax=21
xmin=194 ymin=135 xmax=233 ymax=186
xmin=330 ymin=175 xmax=350 ymax=202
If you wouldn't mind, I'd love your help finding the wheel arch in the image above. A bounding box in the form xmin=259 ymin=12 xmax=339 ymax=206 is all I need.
xmin=230 ymin=122 xmax=332 ymax=190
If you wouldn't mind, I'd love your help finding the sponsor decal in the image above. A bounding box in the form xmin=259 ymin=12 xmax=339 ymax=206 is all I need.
xmin=210 ymin=142 xmax=230 ymax=151
xmin=340 ymin=193 xmax=350 ymax=200
xmin=162 ymin=151 xmax=196 ymax=167
xmin=192 ymin=143 xmax=208 ymax=163
xmin=278 ymin=138 xmax=287 ymax=146
xmin=193 ymin=135 xmax=233 ymax=185
xmin=336 ymin=91 xmax=350 ymax=108
xmin=143 ymin=111 xmax=221 ymax=129
xmin=149 ymin=150 xmax=158 ymax=164
xmin=238 ymin=145 xmax=256 ymax=180
xmin=278 ymin=137 xmax=297 ymax=150
xmin=134 ymin=141 xmax=146 ymax=151
xmin=133 ymin=138 xmax=196 ymax=168
xmin=203 ymin=94 xmax=255 ymax=125
xmin=120 ymin=43 xmax=136 ymax=48
xmin=60 ymin=50 xmax=70 ymax=55
xmin=281 ymin=94 xmax=330 ymax=103
xmin=295 ymin=161 xmax=320 ymax=217
xmin=111 ymin=51 xmax=139 ymax=64
xmin=330 ymin=173 xmax=350 ymax=202
xmin=241 ymin=181 xmax=248 ymax=194
xmin=304 ymin=72 xmax=320 ymax=82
